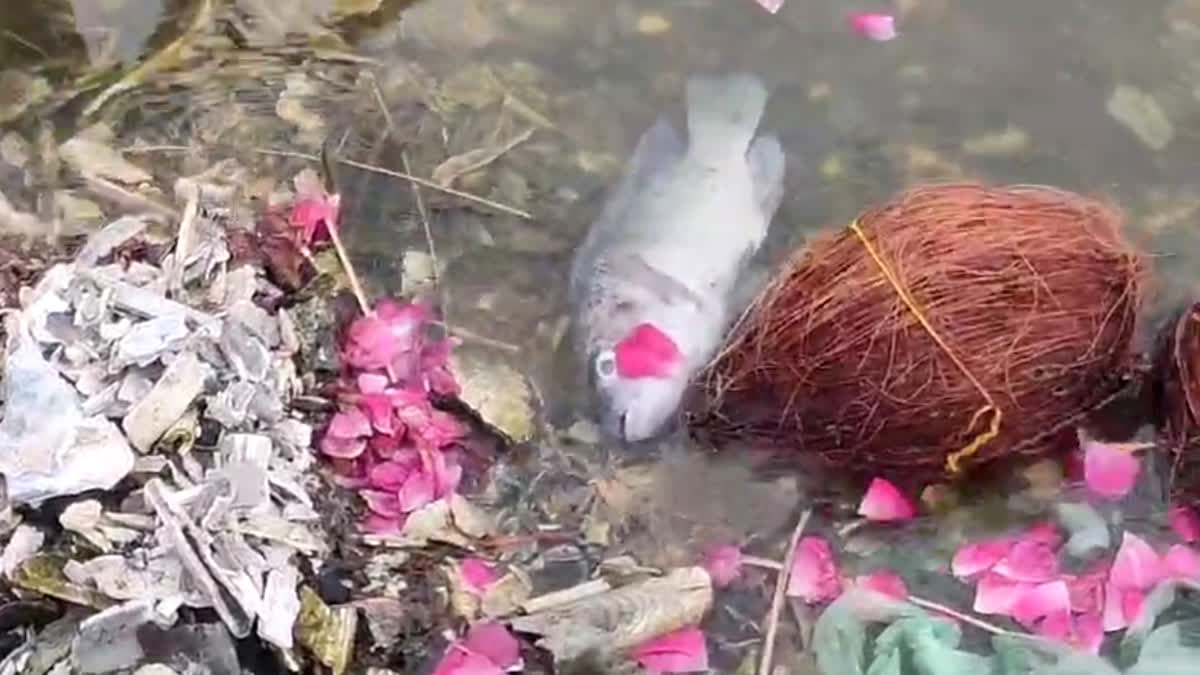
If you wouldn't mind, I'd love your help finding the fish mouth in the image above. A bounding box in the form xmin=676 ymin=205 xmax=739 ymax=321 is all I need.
xmin=599 ymin=408 xmax=629 ymax=442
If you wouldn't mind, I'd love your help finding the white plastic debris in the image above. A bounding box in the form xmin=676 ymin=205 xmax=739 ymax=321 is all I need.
xmin=122 ymin=350 xmax=212 ymax=452
xmin=0 ymin=315 xmax=135 ymax=505
xmin=113 ymin=315 xmax=190 ymax=369
xmin=257 ymin=563 xmax=301 ymax=650
xmin=0 ymin=524 xmax=44 ymax=578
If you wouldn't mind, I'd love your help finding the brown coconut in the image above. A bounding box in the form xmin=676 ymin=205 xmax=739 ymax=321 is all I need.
xmin=688 ymin=183 xmax=1147 ymax=485
xmin=1154 ymin=300 xmax=1200 ymax=506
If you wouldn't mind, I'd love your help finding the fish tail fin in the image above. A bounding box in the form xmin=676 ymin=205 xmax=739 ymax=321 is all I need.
xmin=684 ymin=72 xmax=768 ymax=158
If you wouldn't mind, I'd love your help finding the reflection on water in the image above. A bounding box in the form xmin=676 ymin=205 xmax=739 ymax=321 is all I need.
xmin=6 ymin=0 xmax=1200 ymax=670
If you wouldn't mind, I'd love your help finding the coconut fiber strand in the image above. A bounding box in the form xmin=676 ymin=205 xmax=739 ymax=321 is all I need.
xmin=1155 ymin=301 xmax=1200 ymax=506
xmin=691 ymin=183 xmax=1147 ymax=483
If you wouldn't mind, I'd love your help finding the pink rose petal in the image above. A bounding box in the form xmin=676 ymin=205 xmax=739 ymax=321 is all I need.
xmin=358 ymin=393 xmax=396 ymax=435
xmin=632 ymin=628 xmax=709 ymax=673
xmin=430 ymin=644 xmax=504 ymax=675
xmin=993 ymin=539 xmax=1059 ymax=583
xmin=952 ymin=538 xmax=1013 ymax=578
xmin=1073 ymin=612 xmax=1104 ymax=653
xmin=361 ymin=513 xmax=404 ymax=535
xmin=701 ymin=545 xmax=743 ymax=588
xmin=857 ymin=478 xmax=916 ymax=522
xmin=367 ymin=460 xmax=412 ymax=490
xmin=462 ymin=622 xmax=521 ymax=670
xmin=754 ymin=0 xmax=784 ymax=15
xmin=360 ymin=489 xmax=403 ymax=518
xmin=357 ymin=372 xmax=389 ymax=393
xmin=1083 ymin=440 xmax=1140 ymax=500
xmin=855 ymin=570 xmax=909 ymax=600
xmin=973 ymin=572 xmax=1032 ymax=615
xmin=1101 ymin=581 xmax=1128 ymax=632
xmin=1164 ymin=544 xmax=1200 ymax=581
xmin=397 ymin=469 xmax=436 ymax=513
xmin=1011 ymin=580 xmax=1070 ymax=630
xmin=786 ymin=536 xmax=843 ymax=603
xmin=848 ymin=12 xmax=897 ymax=41
xmin=1110 ymin=532 xmax=1165 ymax=591
xmin=327 ymin=408 xmax=372 ymax=439
xmin=319 ymin=435 xmax=366 ymax=459
xmin=1064 ymin=564 xmax=1108 ymax=614
xmin=1169 ymin=504 xmax=1200 ymax=543
xmin=461 ymin=558 xmax=500 ymax=594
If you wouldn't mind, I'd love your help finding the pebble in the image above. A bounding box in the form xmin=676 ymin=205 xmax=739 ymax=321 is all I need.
xmin=636 ymin=13 xmax=672 ymax=35
xmin=1106 ymin=84 xmax=1174 ymax=151
xmin=961 ymin=126 xmax=1030 ymax=157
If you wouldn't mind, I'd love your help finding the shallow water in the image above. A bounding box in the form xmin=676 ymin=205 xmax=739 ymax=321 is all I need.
xmin=6 ymin=0 xmax=1200 ymax=671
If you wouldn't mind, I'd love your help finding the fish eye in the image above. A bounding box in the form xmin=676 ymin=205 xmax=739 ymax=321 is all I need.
xmin=594 ymin=349 xmax=617 ymax=379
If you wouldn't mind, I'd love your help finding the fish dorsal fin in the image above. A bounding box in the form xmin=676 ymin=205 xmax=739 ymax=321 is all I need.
xmin=594 ymin=116 xmax=684 ymax=232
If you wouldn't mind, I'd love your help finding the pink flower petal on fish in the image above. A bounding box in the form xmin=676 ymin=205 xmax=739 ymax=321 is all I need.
xmin=1011 ymin=580 xmax=1070 ymax=630
xmin=973 ymin=572 xmax=1032 ymax=615
xmin=1169 ymin=504 xmax=1200 ymax=543
xmin=632 ymin=628 xmax=709 ymax=673
xmin=848 ymin=12 xmax=897 ymax=41
xmin=1110 ymin=532 xmax=1165 ymax=591
xmin=952 ymin=538 xmax=1014 ymax=578
xmin=701 ymin=545 xmax=743 ymax=588
xmin=993 ymin=539 xmax=1059 ymax=583
xmin=857 ymin=478 xmax=916 ymax=521
xmin=1083 ymin=440 xmax=1140 ymax=500
xmin=463 ymin=622 xmax=521 ymax=671
xmin=460 ymin=558 xmax=501 ymax=594
xmin=1164 ymin=544 xmax=1200 ymax=581
xmin=787 ymin=536 xmax=843 ymax=603
xmin=855 ymin=570 xmax=909 ymax=600
xmin=614 ymin=322 xmax=682 ymax=379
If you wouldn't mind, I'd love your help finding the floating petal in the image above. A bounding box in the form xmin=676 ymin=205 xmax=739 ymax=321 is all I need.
xmin=1164 ymin=544 xmax=1200 ymax=581
xmin=1011 ymin=580 xmax=1070 ymax=630
xmin=632 ymin=628 xmax=709 ymax=673
xmin=1110 ymin=532 xmax=1165 ymax=591
xmin=327 ymin=408 xmax=371 ymax=439
xmin=701 ymin=545 xmax=743 ymax=588
xmin=857 ymin=478 xmax=916 ymax=521
xmin=1169 ymin=504 xmax=1200 ymax=543
xmin=463 ymin=622 xmax=521 ymax=671
xmin=787 ymin=536 xmax=842 ymax=603
xmin=973 ymin=572 xmax=1031 ymax=615
xmin=1083 ymin=440 xmax=1140 ymax=500
xmin=848 ymin=12 xmax=897 ymax=41
xmin=952 ymin=538 xmax=1013 ymax=578
xmin=994 ymin=539 xmax=1059 ymax=583
xmin=855 ymin=570 xmax=908 ymax=600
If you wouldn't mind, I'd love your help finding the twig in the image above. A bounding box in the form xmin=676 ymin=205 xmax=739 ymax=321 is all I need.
xmin=432 ymin=321 xmax=520 ymax=353
xmin=742 ymin=555 xmax=783 ymax=571
xmin=906 ymin=595 xmax=1018 ymax=636
xmin=252 ymin=148 xmax=532 ymax=219
xmin=401 ymin=150 xmax=440 ymax=292
xmin=759 ymin=508 xmax=812 ymax=675
xmin=323 ymin=191 xmax=370 ymax=315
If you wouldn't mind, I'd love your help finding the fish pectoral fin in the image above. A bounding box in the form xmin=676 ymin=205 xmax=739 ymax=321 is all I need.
xmin=685 ymin=72 xmax=768 ymax=157
xmin=609 ymin=254 xmax=706 ymax=311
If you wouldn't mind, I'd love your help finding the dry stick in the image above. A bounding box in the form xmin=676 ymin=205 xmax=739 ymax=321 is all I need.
xmin=252 ymin=148 xmax=532 ymax=220
xmin=401 ymin=150 xmax=441 ymax=293
xmin=759 ymin=508 xmax=812 ymax=675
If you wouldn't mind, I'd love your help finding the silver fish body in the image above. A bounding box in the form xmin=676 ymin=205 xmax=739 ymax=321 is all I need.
xmin=568 ymin=72 xmax=786 ymax=442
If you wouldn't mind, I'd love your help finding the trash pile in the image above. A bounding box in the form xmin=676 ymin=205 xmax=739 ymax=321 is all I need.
xmin=0 ymin=165 xmax=347 ymax=673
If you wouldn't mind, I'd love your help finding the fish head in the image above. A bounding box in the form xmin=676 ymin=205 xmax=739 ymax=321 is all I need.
xmin=587 ymin=320 xmax=689 ymax=442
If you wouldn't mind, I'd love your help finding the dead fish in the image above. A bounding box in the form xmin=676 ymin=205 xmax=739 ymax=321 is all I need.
xmin=568 ymin=72 xmax=786 ymax=442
